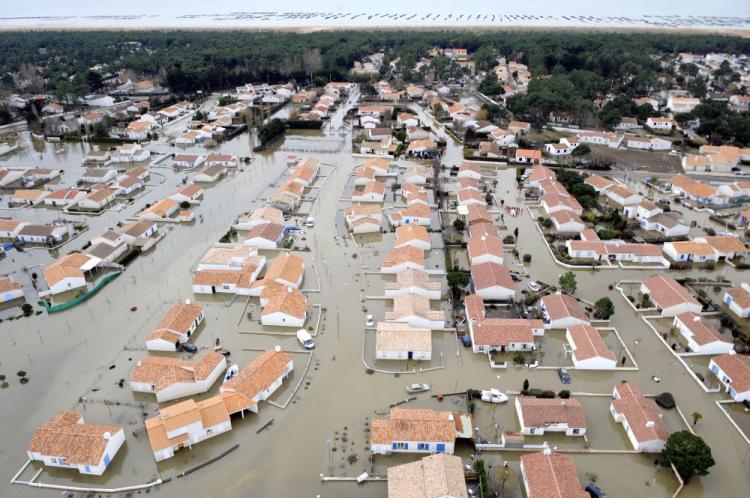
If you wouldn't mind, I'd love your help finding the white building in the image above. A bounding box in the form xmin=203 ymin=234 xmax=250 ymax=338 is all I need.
xmin=610 ymin=382 xmax=668 ymax=453
xmin=672 ymin=313 xmax=734 ymax=355
xmin=566 ymin=325 xmax=617 ymax=370
xmin=709 ymin=354 xmax=750 ymax=402
xmin=146 ymin=301 xmax=205 ymax=351
xmin=515 ymin=397 xmax=587 ymax=436
xmin=129 ymin=352 xmax=227 ymax=402
xmin=375 ymin=322 xmax=432 ymax=361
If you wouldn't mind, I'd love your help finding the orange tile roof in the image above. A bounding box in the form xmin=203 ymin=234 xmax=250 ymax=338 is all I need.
xmin=265 ymin=253 xmax=304 ymax=284
xmin=129 ymin=351 xmax=224 ymax=391
xmin=260 ymin=283 xmax=307 ymax=319
xmin=642 ymin=275 xmax=700 ymax=310
xmin=471 ymin=262 xmax=514 ymax=291
xmin=612 ymin=382 xmax=669 ymax=444
xmin=518 ymin=396 xmax=587 ymax=428
xmin=541 ymin=294 xmax=588 ymax=322
xmin=371 ymin=409 xmax=457 ymax=445
xmin=28 ymin=411 xmax=122 ymax=466
xmin=712 ymin=354 xmax=750 ymax=394
xmin=675 ymin=313 xmax=730 ymax=347
xmin=222 ymin=349 xmax=292 ymax=400
xmin=567 ymin=325 xmax=616 ymax=361
xmin=521 ymin=452 xmax=587 ymax=498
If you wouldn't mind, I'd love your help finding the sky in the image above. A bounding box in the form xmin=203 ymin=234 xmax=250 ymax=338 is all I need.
xmin=0 ymin=1 xmax=748 ymax=29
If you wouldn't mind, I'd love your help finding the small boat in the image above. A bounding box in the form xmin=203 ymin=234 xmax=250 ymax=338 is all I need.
xmin=224 ymin=364 xmax=239 ymax=383
xmin=406 ymin=383 xmax=430 ymax=394
xmin=480 ymin=389 xmax=509 ymax=404
xmin=651 ymin=376 xmax=661 ymax=383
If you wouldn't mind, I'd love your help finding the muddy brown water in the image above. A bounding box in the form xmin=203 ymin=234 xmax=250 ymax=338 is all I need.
xmin=1 ymin=95 xmax=749 ymax=497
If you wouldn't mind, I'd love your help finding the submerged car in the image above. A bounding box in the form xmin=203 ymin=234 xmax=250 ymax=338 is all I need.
xmin=406 ymin=383 xmax=430 ymax=394
xmin=558 ymin=367 xmax=572 ymax=384
xmin=297 ymin=329 xmax=315 ymax=349
xmin=365 ymin=314 xmax=375 ymax=327
xmin=528 ymin=281 xmax=542 ymax=292
xmin=180 ymin=343 xmax=198 ymax=354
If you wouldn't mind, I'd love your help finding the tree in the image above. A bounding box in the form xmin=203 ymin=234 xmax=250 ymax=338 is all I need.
xmin=594 ymin=297 xmax=615 ymax=319
xmin=452 ymin=219 xmax=466 ymax=232
xmin=691 ymin=411 xmax=703 ymax=427
xmin=522 ymin=378 xmax=529 ymax=392
xmin=571 ymin=143 xmax=591 ymax=159
xmin=559 ymin=271 xmax=577 ymax=294
xmin=663 ymin=431 xmax=715 ymax=483
xmin=513 ymin=227 xmax=519 ymax=239
xmin=446 ymin=271 xmax=469 ymax=290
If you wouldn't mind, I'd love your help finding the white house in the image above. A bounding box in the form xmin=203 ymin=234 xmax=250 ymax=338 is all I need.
xmin=640 ymin=275 xmax=702 ymax=317
xmin=566 ymin=325 xmax=617 ymax=370
xmin=550 ymin=210 xmax=586 ymax=233
xmin=544 ymin=143 xmax=572 ymax=156
xmin=146 ymin=301 xmax=205 ymax=351
xmin=645 ymin=117 xmax=674 ymax=131
xmin=709 ymin=353 xmax=750 ymax=402
xmin=43 ymin=253 xmax=94 ymax=296
xmin=352 ymin=181 xmax=386 ymax=203
xmin=384 ymin=269 xmax=442 ymax=300
xmin=370 ymin=408 xmax=469 ymax=455
xmin=260 ymin=284 xmax=307 ymax=328
xmin=723 ymin=283 xmax=750 ymax=318
xmin=145 ymin=396 xmax=232 ymax=462
xmin=243 ymin=223 xmax=285 ymax=250
xmin=387 ymin=205 xmax=432 ymax=227
xmin=394 ymin=224 xmax=431 ymax=251
xmin=471 ymin=262 xmax=515 ymax=301
xmin=385 ymin=293 xmax=445 ymax=330
xmin=375 ymin=322 xmax=432 ymax=361
xmin=640 ymin=212 xmax=689 ymax=238
xmin=467 ymin=234 xmax=504 ymax=266
xmin=0 ymin=276 xmax=24 ymax=302
xmin=27 ymin=411 xmax=125 ymax=475
xmin=387 ymin=453 xmax=468 ymax=498
xmin=672 ymin=313 xmax=734 ymax=355
xmin=610 ymin=382 xmax=668 ymax=453
xmin=221 ymin=348 xmax=294 ymax=409
xmin=521 ymin=451 xmax=587 ymax=498
xmin=540 ymin=293 xmax=590 ymax=330
xmin=381 ymin=247 xmax=425 ymax=274
xmin=515 ymin=397 xmax=587 ymax=436
xmin=78 ymin=188 xmax=117 ymax=211
xmin=129 ymin=352 xmax=227 ymax=402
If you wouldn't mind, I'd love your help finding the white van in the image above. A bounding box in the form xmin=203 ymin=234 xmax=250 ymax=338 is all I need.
xmin=296 ymin=329 xmax=315 ymax=349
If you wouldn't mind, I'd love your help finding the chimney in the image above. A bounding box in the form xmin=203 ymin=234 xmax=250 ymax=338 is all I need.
xmin=274 ymin=345 xmax=282 ymax=353
xmin=185 ymin=299 xmax=191 ymax=305
xmin=287 ymin=286 xmax=292 ymax=293
xmin=693 ymin=315 xmax=701 ymax=322
xmin=646 ymin=420 xmax=655 ymax=428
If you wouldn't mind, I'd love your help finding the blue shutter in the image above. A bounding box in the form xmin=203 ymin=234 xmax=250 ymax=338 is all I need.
xmin=436 ymin=443 xmax=446 ymax=453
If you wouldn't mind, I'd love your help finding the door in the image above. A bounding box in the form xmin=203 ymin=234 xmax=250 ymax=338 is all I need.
xmin=211 ymin=285 xmax=216 ymax=294
xmin=436 ymin=443 xmax=446 ymax=453
xmin=408 ymin=351 xmax=413 ymax=360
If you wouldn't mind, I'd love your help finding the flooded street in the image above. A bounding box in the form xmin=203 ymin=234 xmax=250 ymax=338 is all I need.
xmin=2 ymin=94 xmax=750 ymax=498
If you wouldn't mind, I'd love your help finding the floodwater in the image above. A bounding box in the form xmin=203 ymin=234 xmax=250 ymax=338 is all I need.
xmin=1 ymin=91 xmax=750 ymax=498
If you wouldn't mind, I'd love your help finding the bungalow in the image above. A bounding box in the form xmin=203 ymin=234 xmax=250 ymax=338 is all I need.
xmin=610 ymin=382 xmax=669 ymax=452
xmin=111 ymin=175 xmax=144 ymax=196
xmin=667 ymin=175 xmax=721 ymax=205
xmin=544 ymin=143 xmax=572 ymax=156
xmin=110 ymin=143 xmax=150 ymax=163
xmin=0 ymin=276 xmax=24 ymax=302
xmin=640 ymin=212 xmax=689 ymax=238
xmin=361 ymin=137 xmax=398 ymax=157
xmin=260 ymin=284 xmax=307 ymax=327
xmin=550 ymin=210 xmax=586 ymax=233
xmin=709 ymin=353 xmax=750 ymax=402
xmin=723 ymin=283 xmax=750 ymax=318
xmin=466 ymin=204 xmax=492 ymax=226
xmin=129 ymin=352 xmax=227 ymax=402
xmin=406 ymin=126 xmax=430 ymax=141
xmin=0 ymin=167 xmax=25 ymax=186
xmin=42 ymin=253 xmax=95 ymax=295
xmin=490 ymin=128 xmax=515 ymax=146
xmin=196 ymin=245 xmax=259 ymax=271
xmin=388 ymin=204 xmax=432 ymax=227
xmin=81 ymin=168 xmax=117 ymax=184
xmin=0 ymin=219 xmax=26 ymax=239
xmin=10 ymin=189 xmax=49 ymax=206
xmin=27 ymin=411 xmax=125 ymax=475
xmin=633 ymin=96 xmax=659 ymax=111
xmin=387 ymin=453 xmax=468 ymax=498
xmin=700 ymin=236 xmax=748 ymax=261
xmin=615 ymin=117 xmax=640 ymax=130
xmin=205 ymin=153 xmax=239 ymax=168
xmin=566 ymin=325 xmax=617 ymax=369
xmin=172 ymin=154 xmax=206 ymax=169
xmin=243 ymin=222 xmax=285 ymax=249
xmin=395 ymin=224 xmax=431 ymax=251
xmin=146 ymin=301 xmax=204 ymax=351
xmin=381 ymin=246 xmax=425 ymax=274
xmin=176 ymin=129 xmax=211 ymax=145
xmin=508 ymin=121 xmax=531 ymax=134
xmin=123 ymin=119 xmax=152 ymax=140
xmin=220 ymin=348 xmax=294 ymax=411
xmin=640 ymin=275 xmax=702 ymax=317
xmin=520 ymin=451 xmax=587 ymax=498
xmin=627 ymin=136 xmax=671 ymax=151
xmin=584 ymin=174 xmax=614 ymax=193
xmin=42 ymin=102 xmax=64 ymax=114
xmin=169 ymin=183 xmax=204 ymax=204
xmin=662 ymin=241 xmax=716 ymax=263
xmin=577 ymin=130 xmax=623 ymax=149
xmin=193 ymin=165 xmax=227 ymax=183
xmin=406 ymin=139 xmax=438 ymax=158
xmin=469 ymin=319 xmax=541 ymax=354
xmin=118 ymin=219 xmax=158 ymax=245
xmin=397 ymin=112 xmax=419 ymax=128
xmin=384 ymin=269 xmax=442 ymax=300
xmin=624 ymin=199 xmax=661 ymax=220
xmin=515 ymin=397 xmax=587 ymax=436
xmin=363 ymin=157 xmax=389 ymax=176
xmin=192 ymin=260 xmax=265 ymax=296
xmin=375 ymin=322 xmax=432 ymax=361
xmin=370 ymin=408 xmax=472 ymax=455
xmin=673 ymin=313 xmax=734 ymax=355
xmin=467 ymin=234 xmax=504 ymax=265
xmin=666 ymin=96 xmax=700 ymax=114
xmin=264 ymin=253 xmax=304 ymax=288
xmin=141 ymin=198 xmax=179 ymax=221
xmin=18 ymin=224 xmax=67 ymax=244
xmin=514 ymin=148 xmax=542 ymax=164
xmin=527 ymin=165 xmax=557 ymax=190
xmin=540 ymin=293 xmax=589 ymax=329
xmin=386 ymin=293 xmax=445 ymax=330
xmin=457 ymin=188 xmax=486 ymax=208
xmin=540 ymin=193 xmax=583 ymax=216
xmin=645 ymin=117 xmax=674 ymax=131
xmin=403 ymin=164 xmax=430 ymax=185
xmin=602 ymin=184 xmax=642 ymax=206
xmin=145 ymin=396 xmax=232 ymax=462
xmin=471 ymin=262 xmax=515 ymax=301
xmin=352 ymin=181 xmax=386 ymax=203
xmin=457 ymin=162 xmax=482 ymax=181
xmin=22 ymin=167 xmax=60 ymax=185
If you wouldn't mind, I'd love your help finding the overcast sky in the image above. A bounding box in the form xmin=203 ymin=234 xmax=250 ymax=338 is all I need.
xmin=3 ymin=0 xmax=748 ymax=18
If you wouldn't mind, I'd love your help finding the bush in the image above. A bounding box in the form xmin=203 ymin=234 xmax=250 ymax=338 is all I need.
xmin=559 ymin=390 xmax=571 ymax=399
xmin=452 ymin=219 xmax=466 ymax=232
xmin=179 ymin=200 xmax=191 ymax=209
xmin=513 ymin=352 xmax=525 ymax=365
xmin=503 ymin=235 xmax=515 ymax=244
xmin=523 ymin=254 xmax=532 ymax=263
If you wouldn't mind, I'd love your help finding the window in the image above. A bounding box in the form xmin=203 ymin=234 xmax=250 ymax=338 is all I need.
xmin=417 ymin=443 xmax=430 ymax=450
xmin=395 ymin=442 xmax=408 ymax=449
xmin=572 ymin=429 xmax=580 ymax=435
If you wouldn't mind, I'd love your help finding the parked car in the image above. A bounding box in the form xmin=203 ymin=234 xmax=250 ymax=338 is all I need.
xmin=528 ymin=281 xmax=541 ymax=292
xmin=215 ymin=348 xmax=231 ymax=357
xmin=460 ymin=335 xmax=472 ymax=347
xmin=406 ymin=383 xmax=430 ymax=394
xmin=365 ymin=314 xmax=375 ymax=327
xmin=585 ymin=483 xmax=606 ymax=498
xmin=305 ymin=216 xmax=315 ymax=227
xmin=558 ymin=367 xmax=572 ymax=384
xmin=180 ymin=343 xmax=198 ymax=354
xmin=296 ymin=329 xmax=315 ymax=349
